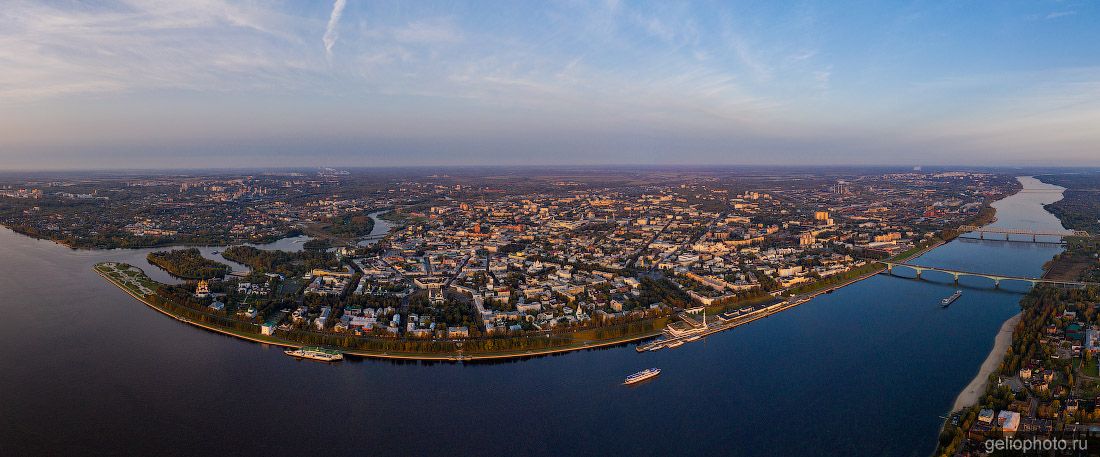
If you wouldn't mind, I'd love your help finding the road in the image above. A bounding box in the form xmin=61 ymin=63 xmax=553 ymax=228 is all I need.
xmin=624 ymin=219 xmax=674 ymax=269
xmin=445 ymin=254 xmax=473 ymax=287
xmin=647 ymin=212 xmax=726 ymax=272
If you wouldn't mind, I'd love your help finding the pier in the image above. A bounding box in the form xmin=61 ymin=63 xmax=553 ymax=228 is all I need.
xmin=636 ymin=264 xmax=890 ymax=351
xmin=636 ymin=296 xmax=815 ymax=352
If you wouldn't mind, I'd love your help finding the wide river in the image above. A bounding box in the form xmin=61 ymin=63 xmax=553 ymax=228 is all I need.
xmin=0 ymin=178 xmax=1066 ymax=456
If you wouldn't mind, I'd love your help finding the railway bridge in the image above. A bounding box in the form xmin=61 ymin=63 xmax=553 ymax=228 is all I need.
xmin=955 ymin=225 xmax=1090 ymax=242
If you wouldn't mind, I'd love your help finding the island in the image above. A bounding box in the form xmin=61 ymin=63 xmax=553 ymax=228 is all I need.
xmin=221 ymin=245 xmax=340 ymax=278
xmin=147 ymin=248 xmax=231 ymax=279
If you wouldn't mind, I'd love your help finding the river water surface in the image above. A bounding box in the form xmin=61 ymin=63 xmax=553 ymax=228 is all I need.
xmin=0 ymin=178 xmax=1066 ymax=456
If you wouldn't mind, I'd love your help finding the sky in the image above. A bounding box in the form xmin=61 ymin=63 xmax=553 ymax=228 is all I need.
xmin=1 ymin=0 xmax=1099 ymax=170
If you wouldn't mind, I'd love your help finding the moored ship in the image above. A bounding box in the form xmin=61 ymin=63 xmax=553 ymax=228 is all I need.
xmin=624 ymin=368 xmax=661 ymax=385
xmin=941 ymin=290 xmax=962 ymax=308
xmin=284 ymin=346 xmax=344 ymax=362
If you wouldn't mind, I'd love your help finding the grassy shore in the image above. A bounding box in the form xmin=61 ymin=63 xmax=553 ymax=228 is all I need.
xmin=93 ymin=216 xmax=962 ymax=362
xmin=94 ymin=262 xmax=666 ymax=361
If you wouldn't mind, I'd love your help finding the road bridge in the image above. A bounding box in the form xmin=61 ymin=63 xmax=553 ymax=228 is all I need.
xmin=878 ymin=261 xmax=1099 ymax=289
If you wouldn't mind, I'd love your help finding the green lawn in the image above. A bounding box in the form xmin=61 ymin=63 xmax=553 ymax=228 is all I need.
xmin=96 ymin=262 xmax=159 ymax=298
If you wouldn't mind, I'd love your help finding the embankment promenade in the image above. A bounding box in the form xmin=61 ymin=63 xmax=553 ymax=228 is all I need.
xmin=95 ymin=263 xmax=664 ymax=361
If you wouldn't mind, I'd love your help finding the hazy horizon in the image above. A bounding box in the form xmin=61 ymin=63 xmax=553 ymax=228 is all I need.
xmin=3 ymin=1 xmax=1099 ymax=169
xmin=4 ymin=164 xmax=1100 ymax=177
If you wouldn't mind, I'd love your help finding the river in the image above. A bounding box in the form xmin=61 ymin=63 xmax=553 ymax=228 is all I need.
xmin=0 ymin=178 xmax=1065 ymax=456
xmin=99 ymin=210 xmax=394 ymax=285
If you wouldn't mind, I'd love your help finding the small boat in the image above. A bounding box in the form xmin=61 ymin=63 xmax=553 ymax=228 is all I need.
xmin=624 ymin=368 xmax=661 ymax=385
xmin=941 ymin=290 xmax=962 ymax=308
xmin=648 ymin=346 xmax=662 ymax=352
xmin=667 ymin=341 xmax=684 ymax=348
xmin=284 ymin=346 xmax=343 ymax=362
xmin=685 ymin=336 xmax=701 ymax=342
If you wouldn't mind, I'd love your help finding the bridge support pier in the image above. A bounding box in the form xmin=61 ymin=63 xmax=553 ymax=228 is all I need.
xmin=979 ymin=232 xmax=984 ymax=240
xmin=994 ymin=279 xmax=1000 ymax=289
xmin=915 ymin=270 xmax=922 ymax=280
xmin=953 ymin=273 xmax=959 ymax=285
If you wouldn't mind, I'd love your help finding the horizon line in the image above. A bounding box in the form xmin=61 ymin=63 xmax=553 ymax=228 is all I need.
xmin=1 ymin=163 xmax=1098 ymax=174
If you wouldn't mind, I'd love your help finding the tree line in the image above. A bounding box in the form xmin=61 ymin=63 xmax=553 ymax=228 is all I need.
xmin=147 ymin=248 xmax=230 ymax=279
xmin=222 ymin=245 xmax=339 ymax=277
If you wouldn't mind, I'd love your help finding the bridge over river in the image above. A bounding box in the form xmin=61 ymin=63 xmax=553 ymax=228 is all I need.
xmin=956 ymin=225 xmax=1091 ymax=242
xmin=878 ymin=261 xmax=1100 ymax=289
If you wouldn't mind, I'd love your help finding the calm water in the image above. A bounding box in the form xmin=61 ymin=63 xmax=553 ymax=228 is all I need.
xmin=0 ymin=178 xmax=1065 ymax=456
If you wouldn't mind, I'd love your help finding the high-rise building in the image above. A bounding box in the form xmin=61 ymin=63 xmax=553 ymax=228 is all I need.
xmin=833 ymin=181 xmax=851 ymax=195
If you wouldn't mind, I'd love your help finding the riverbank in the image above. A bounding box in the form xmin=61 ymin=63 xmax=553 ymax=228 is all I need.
xmin=657 ymin=237 xmax=954 ymax=352
xmin=951 ymin=312 xmax=1021 ymax=411
xmin=644 ymin=261 xmax=895 ymax=351
xmin=0 ymin=221 xmax=299 ymax=251
xmin=95 ymin=262 xmax=665 ymax=361
xmin=89 ymin=200 xmax=991 ymax=365
xmin=94 ymin=228 xmax=946 ymax=361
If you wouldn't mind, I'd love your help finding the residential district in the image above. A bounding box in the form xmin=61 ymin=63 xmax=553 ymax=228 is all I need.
xmin=5 ymin=168 xmax=1015 ymax=354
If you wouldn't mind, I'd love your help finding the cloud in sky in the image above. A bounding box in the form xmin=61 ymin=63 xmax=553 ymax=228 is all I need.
xmin=1046 ymin=11 xmax=1076 ymax=20
xmin=1 ymin=0 xmax=1099 ymax=169
xmin=323 ymin=0 xmax=348 ymax=58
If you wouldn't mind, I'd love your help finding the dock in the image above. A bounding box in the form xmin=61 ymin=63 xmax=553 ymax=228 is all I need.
xmin=635 ymin=262 xmax=888 ymax=352
xmin=636 ymin=296 xmax=813 ymax=352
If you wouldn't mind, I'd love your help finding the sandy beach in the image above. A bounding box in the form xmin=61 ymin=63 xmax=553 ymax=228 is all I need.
xmin=952 ymin=312 xmax=1021 ymax=411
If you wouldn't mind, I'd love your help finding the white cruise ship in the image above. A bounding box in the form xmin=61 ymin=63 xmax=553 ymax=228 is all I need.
xmin=284 ymin=346 xmax=344 ymax=362
xmin=623 ymin=368 xmax=661 ymax=385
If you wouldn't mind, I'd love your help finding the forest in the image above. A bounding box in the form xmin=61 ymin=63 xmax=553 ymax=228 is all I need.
xmin=147 ymin=248 xmax=230 ymax=279
xmin=323 ymin=211 xmax=376 ymax=238
xmin=222 ymin=245 xmax=340 ymax=277
xmin=1038 ymin=174 xmax=1100 ymax=235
